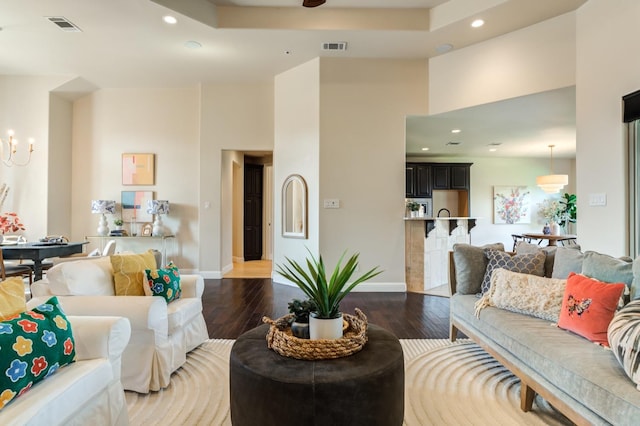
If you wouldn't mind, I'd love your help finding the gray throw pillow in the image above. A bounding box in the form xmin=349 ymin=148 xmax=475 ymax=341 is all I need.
xmin=452 ymin=243 xmax=505 ymax=295
xmin=551 ymin=246 xmax=584 ymax=279
xmin=515 ymin=242 xmax=556 ymax=278
xmin=633 ymin=258 xmax=640 ymax=301
xmin=582 ymin=251 xmax=633 ymax=305
xmin=481 ymin=249 xmax=546 ymax=294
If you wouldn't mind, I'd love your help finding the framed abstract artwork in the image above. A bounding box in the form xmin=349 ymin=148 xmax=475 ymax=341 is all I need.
xmin=493 ymin=186 xmax=531 ymax=224
xmin=121 ymin=191 xmax=154 ymax=223
xmin=122 ymin=153 xmax=155 ymax=185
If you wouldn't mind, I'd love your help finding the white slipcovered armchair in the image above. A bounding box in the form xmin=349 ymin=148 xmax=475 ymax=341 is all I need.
xmin=29 ymin=256 xmax=209 ymax=393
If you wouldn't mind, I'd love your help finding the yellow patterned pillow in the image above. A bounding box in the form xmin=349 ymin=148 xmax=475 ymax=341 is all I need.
xmin=0 ymin=277 xmax=26 ymax=320
xmin=111 ymin=250 xmax=157 ymax=296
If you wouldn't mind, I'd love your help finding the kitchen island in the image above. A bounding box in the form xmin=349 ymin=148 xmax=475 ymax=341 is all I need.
xmin=405 ymin=217 xmax=477 ymax=294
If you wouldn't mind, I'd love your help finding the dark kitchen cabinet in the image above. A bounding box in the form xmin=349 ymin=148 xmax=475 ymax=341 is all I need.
xmin=405 ymin=163 xmax=431 ymax=198
xmin=432 ymin=166 xmax=450 ymax=190
xmin=450 ymin=165 xmax=470 ymax=189
xmin=432 ymin=163 xmax=471 ymax=190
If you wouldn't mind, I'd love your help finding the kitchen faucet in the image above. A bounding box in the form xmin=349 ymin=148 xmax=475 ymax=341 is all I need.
xmin=437 ymin=208 xmax=451 ymax=218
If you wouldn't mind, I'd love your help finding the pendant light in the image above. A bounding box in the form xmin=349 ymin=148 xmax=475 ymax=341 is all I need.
xmin=536 ymin=145 xmax=568 ymax=194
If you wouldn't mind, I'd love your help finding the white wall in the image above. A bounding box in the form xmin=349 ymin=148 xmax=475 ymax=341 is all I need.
xmin=72 ymin=88 xmax=201 ymax=269
xmin=575 ymin=0 xmax=640 ymax=256
xmin=429 ymin=12 xmax=576 ymax=114
xmin=0 ymin=75 xmax=69 ymax=242
xmin=199 ymin=83 xmax=274 ymax=277
xmin=319 ymin=58 xmax=429 ymax=290
xmin=47 ymin=94 xmax=73 ymax=237
xmin=273 ymin=58 xmax=321 ymax=274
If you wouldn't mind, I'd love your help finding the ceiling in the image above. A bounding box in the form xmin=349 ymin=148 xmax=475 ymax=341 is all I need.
xmin=406 ymin=86 xmax=576 ymax=159
xmin=0 ymin=0 xmax=584 ymax=158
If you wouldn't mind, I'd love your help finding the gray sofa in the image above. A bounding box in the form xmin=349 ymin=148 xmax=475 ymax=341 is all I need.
xmin=449 ymin=244 xmax=640 ymax=426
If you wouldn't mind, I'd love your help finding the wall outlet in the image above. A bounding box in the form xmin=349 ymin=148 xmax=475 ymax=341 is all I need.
xmin=588 ymin=193 xmax=607 ymax=206
xmin=323 ymin=199 xmax=340 ymax=209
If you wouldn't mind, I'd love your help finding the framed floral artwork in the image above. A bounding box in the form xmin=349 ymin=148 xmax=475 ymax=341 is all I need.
xmin=493 ymin=186 xmax=531 ymax=224
xmin=122 ymin=153 xmax=155 ymax=185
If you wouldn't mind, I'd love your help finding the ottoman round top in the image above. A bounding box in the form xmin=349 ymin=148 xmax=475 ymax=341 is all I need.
xmin=232 ymin=323 xmax=402 ymax=383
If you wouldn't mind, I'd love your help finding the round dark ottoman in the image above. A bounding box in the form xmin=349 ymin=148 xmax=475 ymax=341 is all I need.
xmin=229 ymin=323 xmax=404 ymax=426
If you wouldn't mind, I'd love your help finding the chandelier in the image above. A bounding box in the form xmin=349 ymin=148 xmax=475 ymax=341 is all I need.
xmin=536 ymin=145 xmax=568 ymax=194
xmin=0 ymin=130 xmax=34 ymax=167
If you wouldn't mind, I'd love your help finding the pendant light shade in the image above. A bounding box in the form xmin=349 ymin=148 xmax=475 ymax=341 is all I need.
xmin=537 ymin=145 xmax=568 ymax=194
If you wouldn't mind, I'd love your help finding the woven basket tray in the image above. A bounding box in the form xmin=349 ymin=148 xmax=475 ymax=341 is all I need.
xmin=262 ymin=308 xmax=368 ymax=360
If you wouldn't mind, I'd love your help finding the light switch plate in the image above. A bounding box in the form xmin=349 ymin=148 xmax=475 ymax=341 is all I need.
xmin=588 ymin=193 xmax=606 ymax=206
xmin=324 ymin=199 xmax=340 ymax=209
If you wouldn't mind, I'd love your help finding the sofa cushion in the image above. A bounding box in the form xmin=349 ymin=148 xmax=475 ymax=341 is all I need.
xmin=515 ymin=242 xmax=556 ymax=278
xmin=0 ymin=296 xmax=76 ymax=410
xmin=481 ymin=249 xmax=545 ymax=294
xmin=452 ymin=243 xmax=505 ymax=295
xmin=551 ymin=246 xmax=584 ymax=279
xmin=582 ymin=251 xmax=633 ymax=305
xmin=476 ymin=268 xmax=566 ymax=322
xmin=557 ymin=273 xmax=625 ymax=347
xmin=144 ymin=262 xmax=181 ymax=303
xmin=0 ymin=278 xmax=27 ymax=320
xmin=46 ymin=257 xmax=114 ymax=296
xmin=111 ymin=250 xmax=157 ymax=296
xmin=608 ymin=300 xmax=640 ymax=390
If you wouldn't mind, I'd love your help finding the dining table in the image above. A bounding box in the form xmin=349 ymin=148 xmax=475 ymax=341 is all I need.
xmin=521 ymin=233 xmax=577 ymax=247
xmin=0 ymin=241 xmax=88 ymax=281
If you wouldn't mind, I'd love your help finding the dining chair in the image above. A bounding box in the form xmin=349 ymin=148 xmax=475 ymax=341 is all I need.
xmin=0 ymin=248 xmax=33 ymax=284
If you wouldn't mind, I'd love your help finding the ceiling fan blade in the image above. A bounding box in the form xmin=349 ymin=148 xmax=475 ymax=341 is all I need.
xmin=303 ymin=0 xmax=326 ymax=7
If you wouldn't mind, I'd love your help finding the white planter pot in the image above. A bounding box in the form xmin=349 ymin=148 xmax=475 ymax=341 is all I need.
xmin=309 ymin=314 xmax=343 ymax=340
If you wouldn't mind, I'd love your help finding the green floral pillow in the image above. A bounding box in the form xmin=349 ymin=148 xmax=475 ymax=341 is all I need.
xmin=144 ymin=262 xmax=182 ymax=303
xmin=0 ymin=296 xmax=76 ymax=410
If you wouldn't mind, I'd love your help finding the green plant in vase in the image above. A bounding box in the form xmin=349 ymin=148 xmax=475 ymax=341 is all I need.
xmin=287 ymin=298 xmax=317 ymax=339
xmin=276 ymin=249 xmax=382 ymax=339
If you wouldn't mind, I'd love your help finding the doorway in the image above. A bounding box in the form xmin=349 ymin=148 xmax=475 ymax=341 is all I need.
xmin=225 ymin=151 xmax=273 ymax=278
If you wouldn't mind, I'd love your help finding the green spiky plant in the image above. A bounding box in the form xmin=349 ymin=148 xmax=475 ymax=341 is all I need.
xmin=276 ymin=249 xmax=383 ymax=319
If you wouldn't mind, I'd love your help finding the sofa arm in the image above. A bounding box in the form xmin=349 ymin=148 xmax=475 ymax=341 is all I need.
xmin=27 ymin=295 xmax=168 ymax=335
xmin=181 ymin=274 xmax=204 ymax=298
xmin=69 ymin=316 xmax=131 ymax=363
xmin=31 ymin=279 xmax=54 ymax=297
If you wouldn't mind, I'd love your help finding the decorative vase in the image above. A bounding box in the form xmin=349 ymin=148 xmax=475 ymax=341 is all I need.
xmin=550 ymin=222 xmax=560 ymax=235
xmin=542 ymin=224 xmax=550 ymax=235
xmin=309 ymin=313 xmax=343 ymax=340
xmin=291 ymin=321 xmax=310 ymax=339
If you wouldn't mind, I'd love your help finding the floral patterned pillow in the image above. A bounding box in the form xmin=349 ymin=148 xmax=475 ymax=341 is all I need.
xmin=0 ymin=296 xmax=76 ymax=410
xmin=144 ymin=262 xmax=182 ymax=303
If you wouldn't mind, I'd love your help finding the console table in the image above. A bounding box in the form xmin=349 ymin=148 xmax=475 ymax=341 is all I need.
xmin=230 ymin=323 xmax=404 ymax=426
xmin=85 ymin=235 xmax=176 ymax=265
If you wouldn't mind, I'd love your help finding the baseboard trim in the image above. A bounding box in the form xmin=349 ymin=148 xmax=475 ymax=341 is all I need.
xmin=232 ymin=256 xmax=244 ymax=263
xmin=272 ymin=272 xmax=406 ymax=292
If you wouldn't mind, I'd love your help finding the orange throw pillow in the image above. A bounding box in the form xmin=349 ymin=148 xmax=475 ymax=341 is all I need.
xmin=557 ymin=272 xmax=625 ymax=346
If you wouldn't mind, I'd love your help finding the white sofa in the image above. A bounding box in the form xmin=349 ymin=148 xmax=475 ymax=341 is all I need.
xmin=29 ymin=256 xmax=209 ymax=393
xmin=0 ymin=315 xmax=131 ymax=426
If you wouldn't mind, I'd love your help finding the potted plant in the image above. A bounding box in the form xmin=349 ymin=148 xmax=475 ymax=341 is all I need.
xmin=287 ymin=298 xmax=316 ymax=339
xmin=406 ymin=201 xmax=420 ymax=218
xmin=113 ymin=218 xmax=124 ymax=230
xmin=558 ymin=193 xmax=577 ymax=233
xmin=276 ymin=249 xmax=382 ymax=340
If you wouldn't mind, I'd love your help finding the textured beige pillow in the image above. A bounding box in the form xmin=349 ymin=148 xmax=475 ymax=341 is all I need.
xmin=0 ymin=277 xmax=27 ymax=320
xmin=475 ymin=268 xmax=566 ymax=322
xmin=111 ymin=250 xmax=157 ymax=296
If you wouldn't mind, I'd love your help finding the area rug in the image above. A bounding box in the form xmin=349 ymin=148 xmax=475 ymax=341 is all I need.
xmin=125 ymin=339 xmax=571 ymax=425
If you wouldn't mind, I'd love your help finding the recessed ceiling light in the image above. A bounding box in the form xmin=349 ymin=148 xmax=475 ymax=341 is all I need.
xmin=489 ymin=148 xmax=497 ymax=152
xmin=421 ymin=147 xmax=430 ymax=151
xmin=163 ymin=15 xmax=177 ymax=24
xmin=451 ymin=129 xmax=461 ymax=134
xmin=471 ymin=19 xmax=484 ymax=28
xmin=184 ymin=40 xmax=202 ymax=49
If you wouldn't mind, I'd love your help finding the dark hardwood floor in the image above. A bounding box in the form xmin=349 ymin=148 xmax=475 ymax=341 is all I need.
xmin=202 ymin=278 xmax=452 ymax=340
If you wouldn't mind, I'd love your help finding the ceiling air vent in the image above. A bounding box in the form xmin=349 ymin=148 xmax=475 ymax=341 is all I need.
xmin=45 ymin=16 xmax=82 ymax=32
xmin=446 ymin=141 xmax=461 ymax=146
xmin=322 ymin=42 xmax=347 ymax=52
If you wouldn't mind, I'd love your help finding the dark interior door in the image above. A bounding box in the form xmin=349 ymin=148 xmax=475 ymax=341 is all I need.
xmin=244 ymin=164 xmax=263 ymax=261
